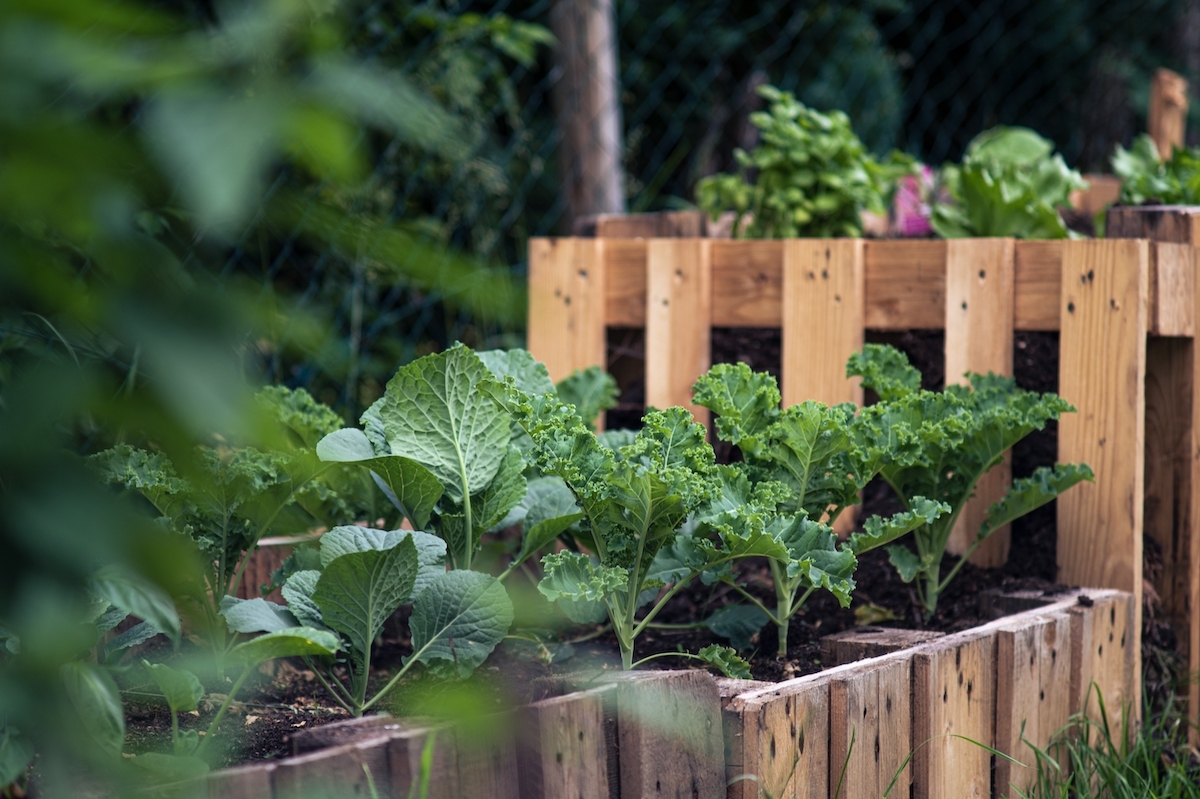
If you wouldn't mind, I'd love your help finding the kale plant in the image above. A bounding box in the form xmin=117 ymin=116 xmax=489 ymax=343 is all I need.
xmin=221 ymin=527 xmax=512 ymax=716
xmin=931 ymin=126 xmax=1087 ymax=239
xmin=692 ymin=363 xmax=947 ymax=654
xmin=1112 ymin=133 xmax=1200 ymax=205
xmin=848 ymin=345 xmax=1092 ymax=619
xmin=696 ymin=85 xmax=911 ymax=239
xmin=91 ymin=387 xmax=375 ymax=664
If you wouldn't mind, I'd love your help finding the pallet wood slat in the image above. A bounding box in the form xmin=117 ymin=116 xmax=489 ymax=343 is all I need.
xmin=204 ymin=762 xmax=275 ymax=799
xmin=388 ymin=726 xmax=460 ymax=799
xmin=1056 ymin=239 xmax=1147 ymax=703
xmin=456 ymin=722 xmax=521 ymax=799
xmin=712 ymin=240 xmax=784 ymax=327
xmin=863 ymin=239 xmax=947 ymax=329
xmin=1148 ymin=68 xmax=1189 ymax=160
xmin=1070 ymin=593 xmax=1138 ymax=744
xmin=1150 ymin=243 xmax=1195 ymax=336
xmin=944 ymin=238 xmax=1016 ymax=566
xmin=517 ymin=685 xmax=613 ymax=799
xmin=645 ymin=238 xmax=713 ymax=422
xmin=272 ymin=735 xmax=392 ymax=799
xmin=528 ymin=237 xmax=607 ymax=383
xmin=829 ymin=656 xmax=912 ymax=799
xmin=726 ymin=676 xmax=831 ymax=799
xmin=912 ymin=630 xmax=997 ymax=799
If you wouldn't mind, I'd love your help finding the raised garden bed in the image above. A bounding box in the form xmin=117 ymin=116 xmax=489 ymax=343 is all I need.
xmin=192 ymin=587 xmax=1135 ymax=799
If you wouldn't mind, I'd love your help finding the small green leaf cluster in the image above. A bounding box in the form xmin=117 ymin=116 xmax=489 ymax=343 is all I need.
xmin=696 ymin=85 xmax=912 ymax=238
xmin=222 ymin=526 xmax=512 ymax=716
xmin=932 ymin=126 xmax=1088 ymax=239
xmin=847 ymin=345 xmax=1092 ymax=618
xmin=692 ymin=363 xmax=948 ymax=654
xmin=1112 ymin=133 xmax=1200 ymax=205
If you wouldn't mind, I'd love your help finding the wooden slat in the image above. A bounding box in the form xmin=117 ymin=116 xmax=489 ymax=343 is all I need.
xmin=718 ymin=679 xmax=773 ymax=793
xmin=612 ymin=670 xmax=725 ymax=799
xmin=1057 ymin=239 xmax=1147 ymax=712
xmin=912 ymin=630 xmax=996 ymax=799
xmin=1148 ymin=68 xmax=1189 ymax=160
xmin=604 ymin=238 xmax=647 ymax=326
xmin=645 ymin=239 xmax=713 ymax=422
xmin=945 ymin=238 xmax=1016 ymax=566
xmin=1070 ymin=594 xmax=1138 ymax=744
xmin=820 ymin=627 xmax=943 ymax=666
xmin=1014 ymin=240 xmax=1063 ymax=331
xmin=388 ymin=727 xmax=459 ymax=799
xmin=781 ymin=239 xmax=865 ymax=408
xmin=711 ymin=240 xmax=784 ymax=327
xmin=456 ymin=722 xmax=521 ymax=799
xmin=205 ymin=763 xmax=275 ymax=799
xmin=527 ymin=238 xmax=607 ymax=382
xmin=1193 ymin=264 xmax=1200 ymax=746
xmin=864 ymin=240 xmax=947 ymax=330
xmin=1150 ymin=243 xmax=1195 ymax=336
xmin=517 ymin=685 xmax=612 ymax=799
xmin=726 ymin=677 xmax=831 ymax=799
xmin=995 ymin=612 xmax=1072 ymax=798
xmin=829 ymin=657 xmax=911 ymax=799
xmin=591 ymin=210 xmax=707 ymax=238
xmin=1107 ymin=206 xmax=1200 ymax=244
xmin=272 ymin=736 xmax=392 ymax=799
xmin=1070 ymin=175 xmax=1123 ymax=216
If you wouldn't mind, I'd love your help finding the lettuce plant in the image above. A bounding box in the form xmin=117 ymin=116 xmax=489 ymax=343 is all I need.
xmin=696 ymin=85 xmax=911 ymax=238
xmin=932 ymin=126 xmax=1087 ymax=239
xmin=848 ymin=345 xmax=1093 ymax=619
xmin=692 ymin=363 xmax=947 ymax=654
xmin=222 ymin=526 xmax=513 ymax=716
xmin=1112 ymin=133 xmax=1200 ymax=205
xmin=485 ymin=378 xmax=785 ymax=674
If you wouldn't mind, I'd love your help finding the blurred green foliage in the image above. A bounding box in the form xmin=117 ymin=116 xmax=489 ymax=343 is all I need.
xmin=1113 ymin=132 xmax=1200 ymax=205
xmin=0 ymin=0 xmax=519 ymax=791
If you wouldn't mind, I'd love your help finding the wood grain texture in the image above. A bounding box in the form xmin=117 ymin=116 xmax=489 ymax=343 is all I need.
xmin=611 ymin=670 xmax=725 ymax=799
xmin=719 ymin=679 xmax=774 ymax=792
xmin=912 ymin=631 xmax=997 ymax=799
xmin=1150 ymin=243 xmax=1195 ymax=336
xmin=820 ymin=627 xmax=943 ymax=666
xmin=1107 ymin=206 xmax=1200 ymax=244
xmin=517 ymin=685 xmax=612 ymax=799
xmin=1057 ymin=240 xmax=1146 ymax=672
xmin=204 ymin=762 xmax=275 ymax=799
xmin=527 ymin=238 xmax=607 ymax=381
xmin=591 ymin=210 xmax=707 ymax=238
xmin=1070 ymin=175 xmax=1124 ymax=215
xmin=711 ymin=240 xmax=784 ymax=326
xmin=272 ymin=736 xmax=392 ymax=799
xmin=781 ymin=239 xmax=865 ymax=408
xmin=645 ymin=239 xmax=713 ymax=422
xmin=456 ymin=720 xmax=521 ymax=799
xmin=945 ymin=238 xmax=1015 ymax=566
xmin=829 ymin=657 xmax=912 ymax=799
xmin=1014 ymin=240 xmax=1063 ymax=331
xmin=1070 ymin=594 xmax=1138 ymax=744
xmin=995 ymin=612 xmax=1072 ymax=798
xmin=604 ymin=238 xmax=647 ymax=326
xmin=864 ymin=239 xmax=947 ymax=330
xmin=726 ymin=677 xmax=831 ymax=799
xmin=388 ymin=727 xmax=459 ymax=799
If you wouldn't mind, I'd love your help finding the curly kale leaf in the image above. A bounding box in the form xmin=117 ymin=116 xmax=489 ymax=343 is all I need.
xmin=555 ymin=366 xmax=619 ymax=432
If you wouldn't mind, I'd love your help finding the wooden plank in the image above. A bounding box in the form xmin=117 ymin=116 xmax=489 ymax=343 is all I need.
xmin=1107 ymin=206 xmax=1200 ymax=244
xmin=604 ymin=238 xmax=647 ymax=326
xmin=456 ymin=720 xmax=521 ymax=799
xmin=1148 ymin=68 xmax=1189 ymax=159
xmin=781 ymin=239 xmax=865 ymax=408
xmin=829 ymin=656 xmax=912 ymax=799
xmin=645 ymin=239 xmax=713 ymax=423
xmin=945 ymin=238 xmax=1015 ymax=567
xmin=272 ymin=735 xmax=392 ymax=799
xmin=1192 ymin=259 xmax=1200 ymax=746
xmin=611 ymin=670 xmax=725 ymax=799
xmin=864 ymin=239 xmax=947 ymax=330
xmin=205 ymin=763 xmax=275 ymax=799
xmin=820 ymin=627 xmax=943 ymax=667
xmin=1070 ymin=175 xmax=1124 ymax=216
xmin=711 ymin=240 xmax=784 ymax=327
xmin=1014 ymin=240 xmax=1063 ymax=331
xmin=726 ymin=677 xmax=830 ymax=799
xmin=588 ymin=210 xmax=708 ymax=238
xmin=718 ymin=679 xmax=774 ymax=793
xmin=995 ymin=612 xmax=1072 ymax=798
xmin=388 ymin=726 xmax=459 ymax=799
xmin=517 ymin=685 xmax=612 ymax=799
xmin=912 ymin=630 xmax=996 ymax=799
xmin=527 ymin=238 xmax=607 ymax=382
xmin=1150 ymin=243 xmax=1195 ymax=336
xmin=1057 ymin=239 xmax=1146 ymax=707
xmin=1070 ymin=594 xmax=1137 ymax=745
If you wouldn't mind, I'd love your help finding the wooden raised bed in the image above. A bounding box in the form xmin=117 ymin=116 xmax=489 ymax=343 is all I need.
xmin=197 ymin=588 xmax=1134 ymax=799
xmin=527 ymin=212 xmax=1200 ymax=737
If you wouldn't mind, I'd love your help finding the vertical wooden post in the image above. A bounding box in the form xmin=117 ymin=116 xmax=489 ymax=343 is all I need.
xmin=527 ymin=237 xmax=608 ymax=382
xmin=645 ymin=239 xmax=712 ymax=423
xmin=550 ymin=0 xmax=625 ymax=227
xmin=1148 ymin=68 xmax=1189 ymax=160
xmin=780 ymin=239 xmax=866 ymax=408
xmin=944 ymin=238 xmax=1016 ymax=566
xmin=1057 ymin=239 xmax=1148 ymax=721
xmin=725 ymin=678 xmax=831 ymax=799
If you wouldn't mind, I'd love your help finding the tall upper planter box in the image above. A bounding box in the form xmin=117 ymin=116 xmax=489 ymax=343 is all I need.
xmin=527 ymin=212 xmax=1200 ymax=738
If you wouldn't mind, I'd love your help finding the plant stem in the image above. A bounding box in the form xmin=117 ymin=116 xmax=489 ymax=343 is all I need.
xmin=771 ymin=560 xmax=792 ymax=656
xmin=305 ymin=659 xmax=355 ymax=714
xmin=196 ymin=667 xmax=252 ymax=759
xmin=630 ymin=651 xmax=706 ymax=669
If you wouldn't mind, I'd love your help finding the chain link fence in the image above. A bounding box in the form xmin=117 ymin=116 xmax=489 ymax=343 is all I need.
xmin=222 ymin=0 xmax=1192 ymax=416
